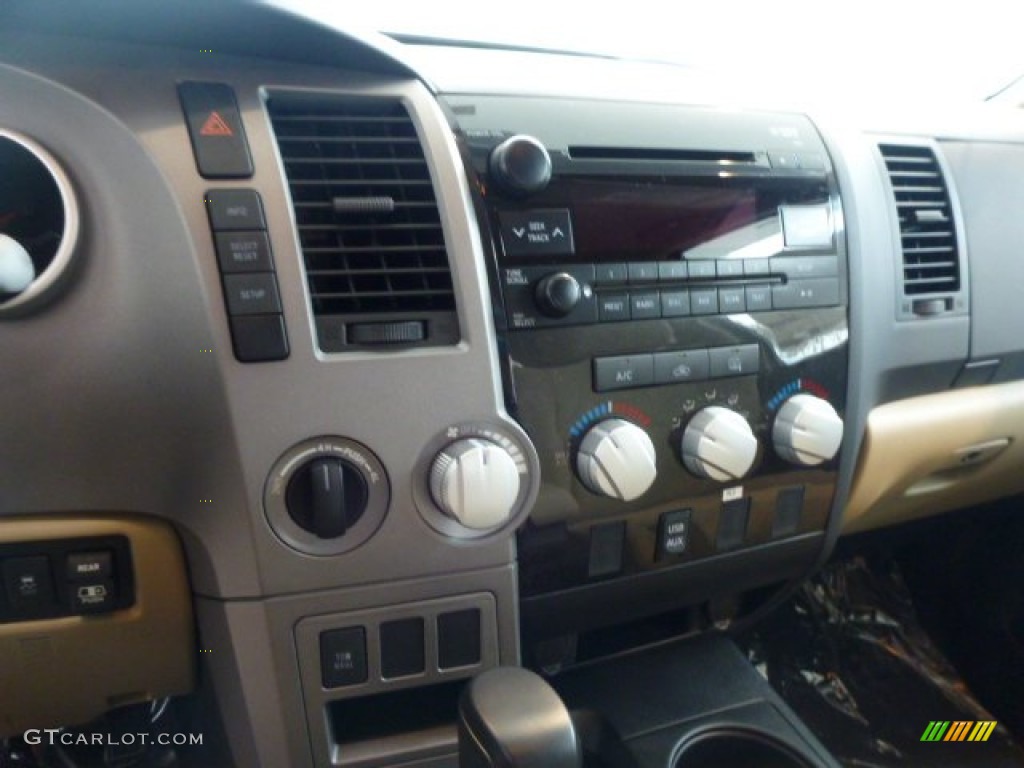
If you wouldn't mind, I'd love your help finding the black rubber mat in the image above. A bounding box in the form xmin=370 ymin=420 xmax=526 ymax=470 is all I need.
xmin=740 ymin=557 xmax=1024 ymax=767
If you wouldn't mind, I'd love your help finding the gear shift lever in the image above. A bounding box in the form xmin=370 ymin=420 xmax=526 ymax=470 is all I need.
xmin=458 ymin=667 xmax=582 ymax=768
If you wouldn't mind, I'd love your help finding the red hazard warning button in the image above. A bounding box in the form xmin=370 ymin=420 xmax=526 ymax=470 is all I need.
xmin=200 ymin=110 xmax=234 ymax=137
xmin=179 ymin=81 xmax=253 ymax=178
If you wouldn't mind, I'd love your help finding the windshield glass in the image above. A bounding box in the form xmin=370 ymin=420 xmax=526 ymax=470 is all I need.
xmin=285 ymin=0 xmax=1019 ymax=104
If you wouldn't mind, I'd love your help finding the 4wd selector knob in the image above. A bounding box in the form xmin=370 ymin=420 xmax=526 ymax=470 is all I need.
xmin=286 ymin=457 xmax=369 ymax=539
xmin=576 ymin=419 xmax=657 ymax=501
xmin=773 ymin=393 xmax=844 ymax=466
xmin=535 ymin=272 xmax=581 ymax=317
xmin=681 ymin=406 xmax=758 ymax=482
xmin=430 ymin=438 xmax=521 ymax=530
xmin=488 ymin=134 xmax=552 ymax=196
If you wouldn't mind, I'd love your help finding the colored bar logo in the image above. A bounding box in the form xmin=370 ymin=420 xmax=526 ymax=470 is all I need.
xmin=921 ymin=721 xmax=997 ymax=742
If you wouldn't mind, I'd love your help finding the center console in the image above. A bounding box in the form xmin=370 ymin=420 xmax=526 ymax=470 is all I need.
xmin=447 ymin=95 xmax=849 ymax=637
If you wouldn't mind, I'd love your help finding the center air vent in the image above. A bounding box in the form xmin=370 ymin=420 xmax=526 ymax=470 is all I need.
xmin=267 ymin=93 xmax=459 ymax=351
xmin=879 ymin=143 xmax=964 ymax=316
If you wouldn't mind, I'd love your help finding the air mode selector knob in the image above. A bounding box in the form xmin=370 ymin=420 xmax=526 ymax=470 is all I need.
xmin=576 ymin=418 xmax=657 ymax=502
xmin=773 ymin=393 xmax=844 ymax=466
xmin=430 ymin=438 xmax=522 ymax=530
xmin=681 ymin=406 xmax=758 ymax=482
xmin=488 ymin=134 xmax=552 ymax=196
xmin=535 ymin=272 xmax=582 ymax=317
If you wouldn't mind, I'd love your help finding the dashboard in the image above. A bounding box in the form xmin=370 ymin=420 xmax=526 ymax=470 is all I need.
xmin=2 ymin=2 xmax=1024 ymax=766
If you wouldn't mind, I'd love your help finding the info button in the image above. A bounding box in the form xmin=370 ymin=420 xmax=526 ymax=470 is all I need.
xmin=593 ymin=354 xmax=654 ymax=392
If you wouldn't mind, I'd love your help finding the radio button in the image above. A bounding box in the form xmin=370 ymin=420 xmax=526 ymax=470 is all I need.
xmin=719 ymin=287 xmax=746 ymax=313
xmin=654 ymin=350 xmax=710 ymax=384
xmin=598 ymin=293 xmax=630 ymax=322
xmin=769 ymin=255 xmax=838 ymax=279
xmin=658 ymin=261 xmax=688 ymax=281
xmin=630 ymin=291 xmax=661 ymax=319
xmin=690 ymin=288 xmax=719 ymax=315
xmin=709 ymin=345 xmax=759 ymax=378
xmin=661 ymin=290 xmax=691 ymax=317
xmin=595 ymin=263 xmax=628 ymax=284
xmin=716 ymin=260 xmax=745 ymax=278
xmin=687 ymin=260 xmax=717 ymax=279
xmin=772 ymin=278 xmax=840 ymax=309
xmin=745 ymin=284 xmax=772 ymax=312
xmin=627 ymin=262 xmax=658 ymax=283
xmin=743 ymin=259 xmax=771 ymax=276
xmin=593 ymin=355 xmax=654 ymax=392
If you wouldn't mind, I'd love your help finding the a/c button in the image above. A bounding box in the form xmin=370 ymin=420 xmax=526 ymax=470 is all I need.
xmin=593 ymin=354 xmax=654 ymax=392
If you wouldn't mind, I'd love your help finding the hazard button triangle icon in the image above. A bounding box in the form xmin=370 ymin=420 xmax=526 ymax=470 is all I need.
xmin=199 ymin=111 xmax=234 ymax=137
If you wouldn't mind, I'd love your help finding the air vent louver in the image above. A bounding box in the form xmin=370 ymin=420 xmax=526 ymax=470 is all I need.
xmin=878 ymin=144 xmax=960 ymax=297
xmin=267 ymin=93 xmax=459 ymax=351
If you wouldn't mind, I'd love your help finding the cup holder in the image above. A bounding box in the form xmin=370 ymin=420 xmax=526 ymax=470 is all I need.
xmin=674 ymin=728 xmax=817 ymax=768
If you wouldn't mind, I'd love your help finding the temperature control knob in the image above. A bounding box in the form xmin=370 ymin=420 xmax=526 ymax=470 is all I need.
xmin=773 ymin=393 xmax=844 ymax=466
xmin=488 ymin=134 xmax=552 ymax=196
xmin=681 ymin=406 xmax=758 ymax=482
xmin=535 ymin=272 xmax=582 ymax=317
xmin=576 ymin=418 xmax=657 ymax=501
xmin=430 ymin=438 xmax=522 ymax=530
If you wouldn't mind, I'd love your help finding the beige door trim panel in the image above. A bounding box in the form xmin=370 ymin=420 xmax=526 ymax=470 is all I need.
xmin=0 ymin=515 xmax=195 ymax=736
xmin=844 ymin=381 xmax=1024 ymax=534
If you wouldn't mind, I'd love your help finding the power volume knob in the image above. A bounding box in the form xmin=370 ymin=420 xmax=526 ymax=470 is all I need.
xmin=430 ymin=438 xmax=522 ymax=530
xmin=488 ymin=134 xmax=552 ymax=196
xmin=681 ymin=406 xmax=758 ymax=482
xmin=576 ymin=419 xmax=657 ymax=501
xmin=773 ymin=393 xmax=844 ymax=466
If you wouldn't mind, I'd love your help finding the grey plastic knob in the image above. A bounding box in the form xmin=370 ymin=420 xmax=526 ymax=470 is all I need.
xmin=576 ymin=418 xmax=657 ymax=501
xmin=773 ymin=393 xmax=844 ymax=466
xmin=682 ymin=406 xmax=758 ymax=482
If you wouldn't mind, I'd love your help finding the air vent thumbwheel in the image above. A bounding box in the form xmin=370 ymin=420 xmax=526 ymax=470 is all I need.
xmin=0 ymin=130 xmax=79 ymax=316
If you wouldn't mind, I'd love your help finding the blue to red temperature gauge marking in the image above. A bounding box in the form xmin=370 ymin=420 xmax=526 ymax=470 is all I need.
xmin=569 ymin=401 xmax=652 ymax=439
xmin=766 ymin=378 xmax=832 ymax=412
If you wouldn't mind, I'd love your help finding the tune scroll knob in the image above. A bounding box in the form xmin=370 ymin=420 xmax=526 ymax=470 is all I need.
xmin=773 ymin=393 xmax=844 ymax=466
xmin=576 ymin=418 xmax=657 ymax=501
xmin=430 ymin=438 xmax=522 ymax=530
xmin=488 ymin=134 xmax=552 ymax=196
xmin=681 ymin=406 xmax=758 ymax=482
xmin=535 ymin=272 xmax=582 ymax=317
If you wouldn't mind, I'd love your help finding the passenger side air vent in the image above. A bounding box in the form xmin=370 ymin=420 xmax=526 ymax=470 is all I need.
xmin=267 ymin=93 xmax=459 ymax=351
xmin=878 ymin=143 xmax=965 ymax=317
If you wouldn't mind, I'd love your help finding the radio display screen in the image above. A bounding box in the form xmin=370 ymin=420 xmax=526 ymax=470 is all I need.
xmin=507 ymin=176 xmax=829 ymax=263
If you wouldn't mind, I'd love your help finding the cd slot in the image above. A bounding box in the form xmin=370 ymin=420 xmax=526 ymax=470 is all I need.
xmin=568 ymin=146 xmax=760 ymax=165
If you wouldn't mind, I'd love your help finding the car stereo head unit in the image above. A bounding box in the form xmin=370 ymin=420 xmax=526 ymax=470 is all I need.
xmin=446 ymin=95 xmax=849 ymax=635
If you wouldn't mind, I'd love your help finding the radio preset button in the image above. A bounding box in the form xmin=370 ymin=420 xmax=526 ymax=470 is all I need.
xmin=654 ymin=350 xmax=710 ymax=384
xmin=690 ymin=288 xmax=719 ymax=315
xmin=598 ymin=293 xmax=630 ymax=322
xmin=743 ymin=259 xmax=771 ymax=276
xmin=630 ymin=291 xmax=661 ymax=319
xmin=716 ymin=260 xmax=745 ymax=278
xmin=709 ymin=345 xmax=759 ymax=378
xmin=658 ymin=261 xmax=688 ymax=281
xmin=745 ymin=284 xmax=772 ymax=312
xmin=594 ymin=263 xmax=628 ymax=284
xmin=627 ymin=262 xmax=659 ymax=283
xmin=661 ymin=290 xmax=691 ymax=317
xmin=593 ymin=355 xmax=654 ymax=392
xmin=686 ymin=260 xmax=717 ymax=279
xmin=719 ymin=287 xmax=746 ymax=313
